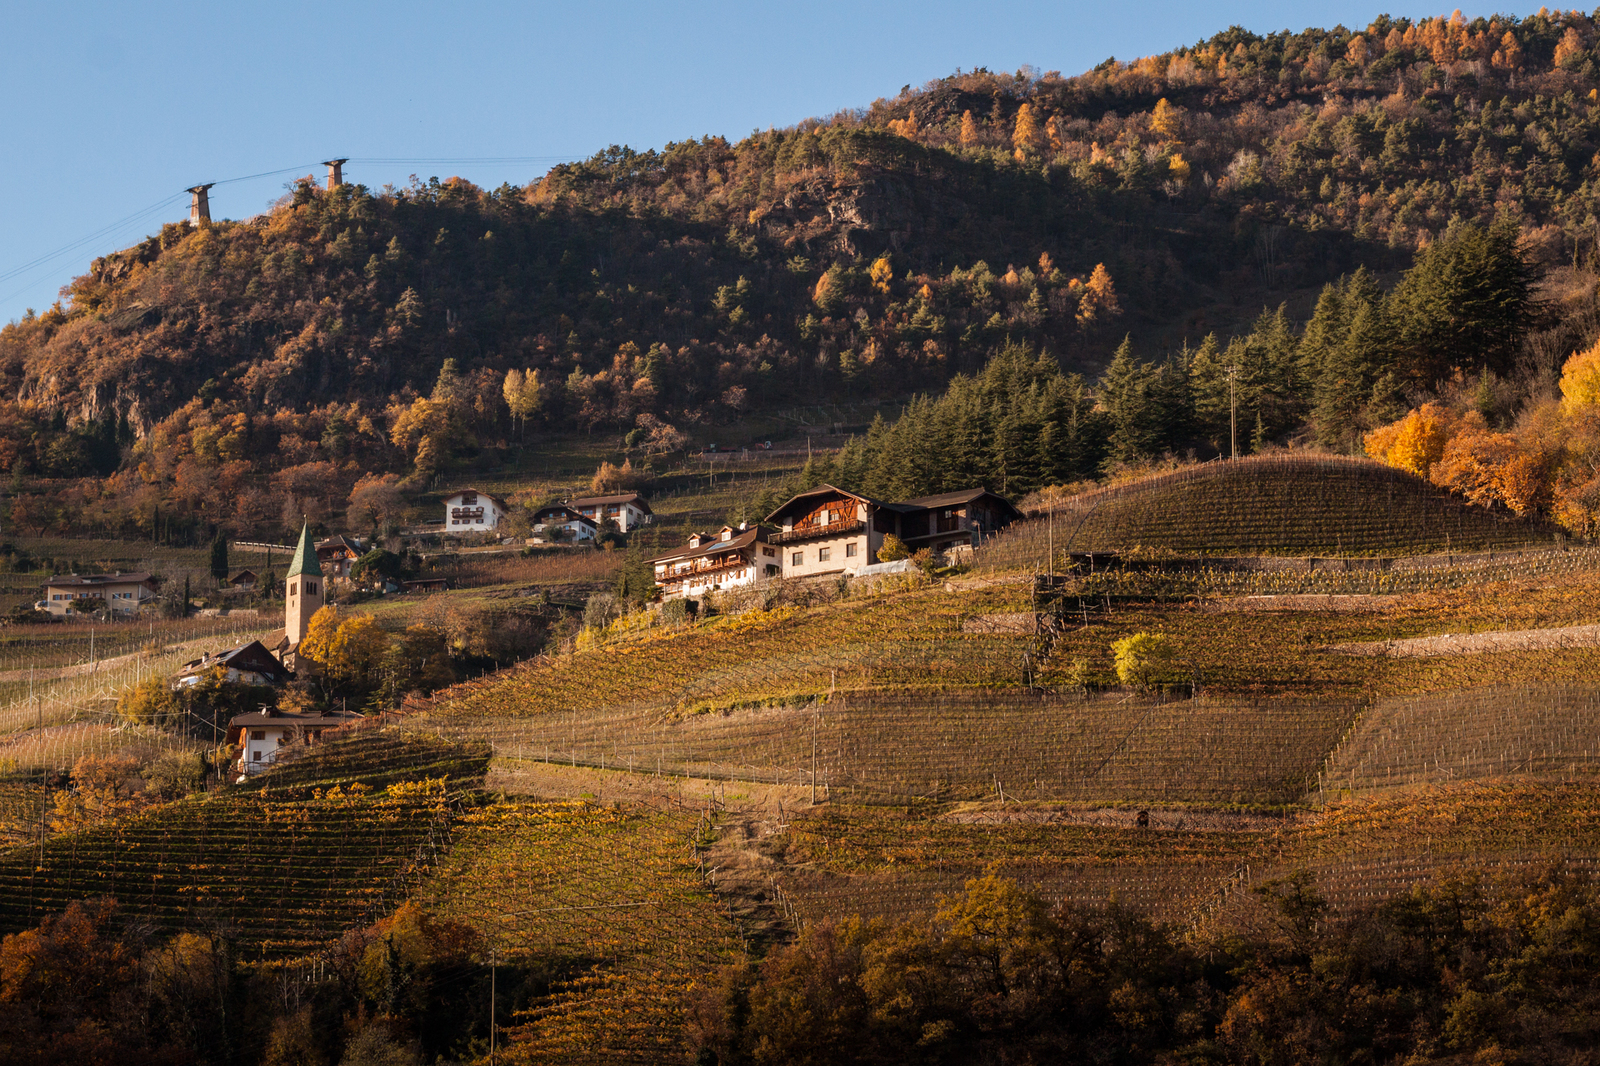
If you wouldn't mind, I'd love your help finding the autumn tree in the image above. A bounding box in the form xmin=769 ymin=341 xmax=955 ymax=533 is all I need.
xmin=1012 ymin=103 xmax=1044 ymax=157
xmin=347 ymin=472 xmax=406 ymax=533
xmin=959 ymin=110 xmax=980 ymax=147
xmin=1150 ymin=97 xmax=1183 ymax=139
xmin=502 ymin=367 xmax=543 ymax=437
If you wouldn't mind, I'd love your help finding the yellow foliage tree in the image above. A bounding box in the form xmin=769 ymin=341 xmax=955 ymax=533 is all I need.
xmin=1151 ymin=98 xmax=1183 ymax=139
xmin=1075 ymin=263 xmax=1121 ymax=327
xmin=1365 ymin=403 xmax=1454 ymax=478
xmin=1559 ymin=341 xmax=1600 ymax=412
xmin=886 ymin=110 xmax=920 ymax=140
xmin=1168 ymin=153 xmax=1192 ymax=183
xmin=959 ymin=110 xmax=980 ymax=147
xmin=869 ymin=256 xmax=893 ymax=296
xmin=1012 ymin=103 xmax=1044 ymax=156
xmin=502 ymin=367 xmax=543 ymax=434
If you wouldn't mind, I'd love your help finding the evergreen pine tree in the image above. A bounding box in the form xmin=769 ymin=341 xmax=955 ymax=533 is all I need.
xmin=209 ymin=535 xmax=228 ymax=584
xmin=1099 ymin=336 xmax=1163 ymax=467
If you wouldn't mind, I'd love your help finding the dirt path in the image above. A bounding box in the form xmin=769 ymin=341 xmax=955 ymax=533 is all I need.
xmin=1327 ymin=622 xmax=1600 ymax=658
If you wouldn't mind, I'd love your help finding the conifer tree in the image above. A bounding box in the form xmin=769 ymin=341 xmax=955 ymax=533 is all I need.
xmin=959 ymin=111 xmax=980 ymax=147
xmin=1099 ymin=336 xmax=1164 ymax=467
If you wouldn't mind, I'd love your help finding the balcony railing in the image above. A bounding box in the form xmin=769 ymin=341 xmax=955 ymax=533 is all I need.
xmin=659 ymin=556 xmax=752 ymax=582
xmin=769 ymin=519 xmax=865 ymax=545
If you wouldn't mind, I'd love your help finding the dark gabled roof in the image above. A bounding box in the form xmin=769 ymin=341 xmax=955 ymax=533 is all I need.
xmin=315 ymin=535 xmax=363 ymax=555
xmin=762 ymin=484 xmax=897 ymax=524
xmin=899 ymin=487 xmax=1021 ymax=516
xmin=229 ymin=569 xmax=259 ymax=582
xmin=41 ymin=571 xmax=155 ymax=588
xmin=568 ymin=492 xmax=653 ymax=512
xmin=533 ymin=504 xmax=597 ymax=526
xmin=446 ymin=487 xmax=511 ymax=510
xmin=650 ymin=526 xmax=765 ymax=565
xmin=287 ymin=523 xmax=322 ymax=580
xmin=178 ymin=640 xmax=286 ymax=681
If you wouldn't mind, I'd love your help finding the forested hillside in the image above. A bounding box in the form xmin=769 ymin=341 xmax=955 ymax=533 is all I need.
xmin=9 ymin=9 xmax=1600 ymax=541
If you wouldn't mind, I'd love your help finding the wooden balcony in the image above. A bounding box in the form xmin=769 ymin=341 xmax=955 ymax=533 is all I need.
xmin=769 ymin=519 xmax=864 ymax=545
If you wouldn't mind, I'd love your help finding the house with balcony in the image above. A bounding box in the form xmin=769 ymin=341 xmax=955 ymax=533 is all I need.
xmin=39 ymin=572 xmax=159 ymax=616
xmin=531 ymin=504 xmax=597 ymax=543
xmin=651 ymin=525 xmax=776 ymax=599
xmin=894 ymin=488 xmax=1021 ymax=557
xmin=763 ymin=484 xmax=1019 ymax=579
xmin=567 ymin=492 xmax=653 ymax=532
xmin=764 ymin=486 xmax=896 ymax=579
xmin=315 ymin=535 xmax=364 ymax=578
xmin=443 ymin=488 xmax=509 ymax=532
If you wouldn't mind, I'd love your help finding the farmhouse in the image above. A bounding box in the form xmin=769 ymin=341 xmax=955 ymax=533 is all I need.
xmin=228 ymin=569 xmax=258 ymax=590
xmin=895 ymin=488 xmax=1021 ymax=557
xmin=531 ymin=504 xmax=597 ymax=543
xmin=651 ymin=525 xmax=776 ymax=598
xmin=444 ymin=488 xmax=509 ymax=531
xmin=173 ymin=640 xmax=289 ymax=688
xmin=39 ymin=572 xmax=159 ymax=616
xmin=764 ymin=484 xmax=1019 ymax=579
xmin=764 ymin=486 xmax=895 ymax=579
xmin=315 ymin=535 xmax=364 ymax=578
xmin=568 ymin=492 xmax=653 ymax=532
xmin=225 ymin=707 xmax=363 ymax=778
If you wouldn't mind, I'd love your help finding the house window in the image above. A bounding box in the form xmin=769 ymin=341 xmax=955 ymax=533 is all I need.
xmin=791 ymin=552 xmax=803 ymax=566
xmin=252 ymin=751 xmax=262 ymax=761
xmin=251 ymin=730 xmax=265 ymax=740
xmin=846 ymin=542 xmax=858 ymax=557
xmin=818 ymin=547 xmax=832 ymax=562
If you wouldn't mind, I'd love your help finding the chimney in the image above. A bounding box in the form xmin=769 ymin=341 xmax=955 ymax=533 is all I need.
xmin=187 ymin=184 xmax=215 ymax=227
xmin=322 ymin=159 xmax=348 ymax=190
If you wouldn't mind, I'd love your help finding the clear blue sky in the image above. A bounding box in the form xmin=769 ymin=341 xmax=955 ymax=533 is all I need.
xmin=0 ymin=1 xmax=1541 ymax=325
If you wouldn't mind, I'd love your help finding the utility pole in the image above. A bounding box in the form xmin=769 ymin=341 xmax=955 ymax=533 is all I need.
xmin=1225 ymin=365 xmax=1241 ymax=459
xmin=489 ymin=946 xmax=497 ymax=1065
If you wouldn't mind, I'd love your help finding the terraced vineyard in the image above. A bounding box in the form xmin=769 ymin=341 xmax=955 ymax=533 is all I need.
xmin=1320 ymin=684 xmax=1600 ymax=797
xmin=1199 ymin=781 xmax=1600 ymax=935
xmin=414 ymin=801 xmax=741 ymax=1065
xmin=983 ymin=456 xmax=1554 ymax=565
xmin=433 ymin=690 xmax=1358 ymax=806
xmin=240 ymin=729 xmax=493 ymax=796
xmin=774 ymin=804 xmax=1274 ymax=926
xmin=0 ymin=785 xmax=460 ymax=957
xmin=0 ymin=774 xmax=43 ymax=845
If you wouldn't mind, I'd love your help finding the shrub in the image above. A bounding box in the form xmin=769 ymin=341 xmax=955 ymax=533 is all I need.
xmin=1111 ymin=632 xmax=1172 ymax=691
xmin=584 ymin=592 xmax=620 ymax=630
xmin=877 ymin=535 xmax=911 ymax=562
xmin=659 ymin=598 xmax=690 ymax=627
xmin=144 ymin=751 xmax=206 ymax=800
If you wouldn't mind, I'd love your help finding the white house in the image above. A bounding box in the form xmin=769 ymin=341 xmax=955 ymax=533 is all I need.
xmin=225 ymin=707 xmax=364 ymax=779
xmin=650 ymin=525 xmax=776 ymax=599
xmin=531 ymin=504 xmax=597 ymax=543
xmin=173 ymin=640 xmax=289 ymax=689
xmin=568 ymin=493 xmax=653 ymax=532
xmin=39 ymin=572 xmax=159 ymax=616
xmin=444 ymin=488 xmax=510 ymax=532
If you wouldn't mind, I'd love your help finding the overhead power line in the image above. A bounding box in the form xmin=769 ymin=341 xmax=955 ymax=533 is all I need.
xmin=0 ymin=154 xmax=580 ymax=309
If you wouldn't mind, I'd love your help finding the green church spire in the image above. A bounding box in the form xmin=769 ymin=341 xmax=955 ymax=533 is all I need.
xmin=286 ymin=522 xmax=323 ymax=579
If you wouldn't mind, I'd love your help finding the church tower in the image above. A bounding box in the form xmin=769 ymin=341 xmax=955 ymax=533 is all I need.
xmin=285 ymin=522 xmax=324 ymax=649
